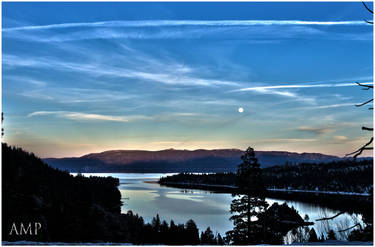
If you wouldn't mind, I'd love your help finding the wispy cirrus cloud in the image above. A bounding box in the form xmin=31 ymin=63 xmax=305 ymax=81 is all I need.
xmin=334 ymin=135 xmax=348 ymax=141
xmin=3 ymin=19 xmax=367 ymax=32
xmin=306 ymin=103 xmax=361 ymax=109
xmin=27 ymin=111 xmax=207 ymax=123
xmin=235 ymin=81 xmax=374 ymax=92
xmin=257 ymin=138 xmax=317 ymax=143
xmin=232 ymin=86 xmax=316 ymax=104
xmin=4 ymin=19 xmax=371 ymax=43
xmin=231 ymin=81 xmax=373 ymax=104
xmin=19 ymin=88 xmax=138 ymax=103
xmin=3 ymin=54 xmax=239 ymax=87
xmin=3 ymin=25 xmax=324 ymax=42
xmin=296 ymin=126 xmax=335 ymax=135
xmin=28 ymin=111 xmax=153 ymax=123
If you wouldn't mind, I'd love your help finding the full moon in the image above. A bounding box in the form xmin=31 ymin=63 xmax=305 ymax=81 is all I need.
xmin=238 ymin=107 xmax=244 ymax=113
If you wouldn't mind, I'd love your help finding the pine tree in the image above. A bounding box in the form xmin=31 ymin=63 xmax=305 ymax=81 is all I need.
xmin=185 ymin=219 xmax=200 ymax=245
xmin=152 ymin=214 xmax=161 ymax=233
xmin=151 ymin=214 xmax=161 ymax=242
xmin=327 ymin=230 xmax=337 ymax=240
xmin=217 ymin=233 xmax=224 ymax=245
xmin=308 ymin=228 xmax=318 ymax=242
xmin=319 ymin=232 xmax=325 ymax=242
xmin=226 ymin=147 xmax=268 ymax=245
xmin=169 ymin=220 xmax=178 ymax=244
xmin=160 ymin=220 xmax=169 ymax=244
xmin=200 ymin=227 xmax=215 ymax=245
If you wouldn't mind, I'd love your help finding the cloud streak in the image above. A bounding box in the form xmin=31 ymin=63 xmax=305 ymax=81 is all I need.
xmin=306 ymin=103 xmax=361 ymax=109
xmin=296 ymin=126 xmax=335 ymax=135
xmin=3 ymin=54 xmax=239 ymax=87
xmin=3 ymin=20 xmax=367 ymax=32
xmin=232 ymin=81 xmax=373 ymax=103
xmin=28 ymin=111 xmax=153 ymax=123
xmin=334 ymin=135 xmax=348 ymax=141
xmin=235 ymin=82 xmax=374 ymax=92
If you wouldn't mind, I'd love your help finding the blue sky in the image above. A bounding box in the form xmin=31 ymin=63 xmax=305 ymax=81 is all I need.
xmin=2 ymin=2 xmax=373 ymax=158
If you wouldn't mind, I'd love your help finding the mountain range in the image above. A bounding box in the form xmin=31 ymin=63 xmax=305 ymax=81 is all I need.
xmin=43 ymin=148 xmax=348 ymax=173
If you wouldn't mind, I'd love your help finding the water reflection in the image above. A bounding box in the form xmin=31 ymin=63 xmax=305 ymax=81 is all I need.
xmin=74 ymin=173 xmax=363 ymax=240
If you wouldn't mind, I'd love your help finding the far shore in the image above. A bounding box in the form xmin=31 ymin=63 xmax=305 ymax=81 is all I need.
xmin=158 ymin=181 xmax=371 ymax=196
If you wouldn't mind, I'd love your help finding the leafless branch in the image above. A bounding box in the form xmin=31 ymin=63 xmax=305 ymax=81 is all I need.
xmin=355 ymin=98 xmax=373 ymax=107
xmin=349 ymin=3 xmax=375 ymax=160
xmin=338 ymin=223 xmax=362 ymax=232
xmin=362 ymin=1 xmax=373 ymax=14
xmin=365 ymin=19 xmax=374 ymax=24
xmin=356 ymin=82 xmax=373 ymax=90
xmin=316 ymin=211 xmax=345 ymax=221
xmin=346 ymin=137 xmax=373 ymax=159
xmin=362 ymin=126 xmax=373 ymax=131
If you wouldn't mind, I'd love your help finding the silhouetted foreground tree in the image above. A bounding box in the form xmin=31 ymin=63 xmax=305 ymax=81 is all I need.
xmin=225 ymin=147 xmax=313 ymax=245
xmin=2 ymin=143 xmax=222 ymax=244
xmin=225 ymin=147 xmax=268 ymax=244
xmin=308 ymin=228 xmax=318 ymax=242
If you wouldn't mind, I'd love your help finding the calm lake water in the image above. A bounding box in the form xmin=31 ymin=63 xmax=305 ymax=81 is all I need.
xmin=74 ymin=173 xmax=363 ymax=240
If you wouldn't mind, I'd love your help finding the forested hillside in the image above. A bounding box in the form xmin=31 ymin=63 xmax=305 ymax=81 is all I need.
xmin=3 ymin=143 xmax=122 ymax=242
xmin=2 ymin=143 xmax=221 ymax=244
xmin=263 ymin=160 xmax=372 ymax=193
xmin=159 ymin=159 xmax=373 ymax=193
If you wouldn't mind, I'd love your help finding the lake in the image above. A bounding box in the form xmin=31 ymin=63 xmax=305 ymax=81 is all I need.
xmin=74 ymin=173 xmax=363 ymax=241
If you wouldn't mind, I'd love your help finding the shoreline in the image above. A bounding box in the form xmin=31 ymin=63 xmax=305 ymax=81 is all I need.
xmin=158 ymin=181 xmax=371 ymax=197
xmin=158 ymin=181 xmax=372 ymax=215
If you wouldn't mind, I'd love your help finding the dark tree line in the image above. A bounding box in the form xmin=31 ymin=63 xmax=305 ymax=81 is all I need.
xmin=160 ymin=159 xmax=373 ymax=194
xmin=122 ymin=213 xmax=225 ymax=245
xmin=2 ymin=143 xmax=224 ymax=244
xmin=262 ymin=160 xmax=372 ymax=193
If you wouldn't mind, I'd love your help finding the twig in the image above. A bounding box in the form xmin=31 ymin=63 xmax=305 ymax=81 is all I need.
xmin=346 ymin=137 xmax=373 ymax=159
xmin=338 ymin=223 xmax=361 ymax=232
xmin=316 ymin=211 xmax=344 ymax=221
xmin=362 ymin=126 xmax=374 ymax=131
xmin=365 ymin=19 xmax=374 ymax=24
xmin=356 ymin=82 xmax=373 ymax=90
xmin=356 ymin=98 xmax=373 ymax=107
xmin=362 ymin=1 xmax=373 ymax=14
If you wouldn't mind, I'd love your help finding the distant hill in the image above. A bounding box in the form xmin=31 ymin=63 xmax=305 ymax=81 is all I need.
xmin=44 ymin=149 xmax=348 ymax=173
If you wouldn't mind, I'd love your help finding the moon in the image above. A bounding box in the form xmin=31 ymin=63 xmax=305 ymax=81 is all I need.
xmin=238 ymin=107 xmax=244 ymax=113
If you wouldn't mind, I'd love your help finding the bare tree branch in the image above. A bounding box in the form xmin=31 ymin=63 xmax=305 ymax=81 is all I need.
xmin=365 ymin=19 xmax=374 ymax=24
xmin=356 ymin=82 xmax=373 ymax=90
xmin=350 ymin=3 xmax=374 ymax=160
xmin=346 ymin=137 xmax=373 ymax=159
xmin=355 ymin=98 xmax=373 ymax=107
xmin=362 ymin=1 xmax=373 ymax=14
xmin=338 ymin=223 xmax=362 ymax=233
xmin=316 ymin=211 xmax=345 ymax=221
xmin=362 ymin=126 xmax=374 ymax=131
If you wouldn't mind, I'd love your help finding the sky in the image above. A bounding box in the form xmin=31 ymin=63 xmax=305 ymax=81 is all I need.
xmin=2 ymin=2 xmax=373 ymax=158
